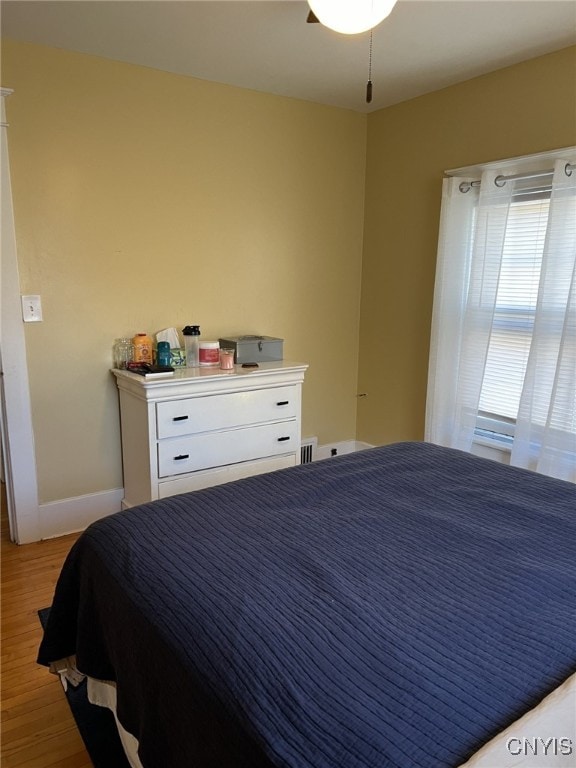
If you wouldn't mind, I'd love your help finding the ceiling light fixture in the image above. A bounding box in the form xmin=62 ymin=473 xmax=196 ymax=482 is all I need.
xmin=307 ymin=0 xmax=398 ymax=35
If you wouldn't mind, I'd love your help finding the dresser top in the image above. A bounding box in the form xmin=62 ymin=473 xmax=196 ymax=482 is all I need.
xmin=112 ymin=361 xmax=308 ymax=400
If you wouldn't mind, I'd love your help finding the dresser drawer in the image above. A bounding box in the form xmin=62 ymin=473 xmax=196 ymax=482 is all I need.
xmin=156 ymin=385 xmax=298 ymax=438
xmin=158 ymin=454 xmax=297 ymax=498
xmin=157 ymin=420 xmax=299 ymax=477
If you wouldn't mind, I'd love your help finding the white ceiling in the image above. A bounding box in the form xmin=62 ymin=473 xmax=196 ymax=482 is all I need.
xmin=1 ymin=0 xmax=575 ymax=113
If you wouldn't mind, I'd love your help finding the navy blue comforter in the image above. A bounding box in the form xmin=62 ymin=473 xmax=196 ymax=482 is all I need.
xmin=38 ymin=442 xmax=576 ymax=767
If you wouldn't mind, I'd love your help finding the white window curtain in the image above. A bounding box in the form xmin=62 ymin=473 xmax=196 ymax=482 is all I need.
xmin=512 ymin=160 xmax=576 ymax=478
xmin=426 ymin=157 xmax=576 ymax=483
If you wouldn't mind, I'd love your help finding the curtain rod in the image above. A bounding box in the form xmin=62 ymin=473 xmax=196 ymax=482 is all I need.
xmin=458 ymin=162 xmax=575 ymax=193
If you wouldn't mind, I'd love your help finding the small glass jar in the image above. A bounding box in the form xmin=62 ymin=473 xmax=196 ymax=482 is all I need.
xmin=113 ymin=338 xmax=134 ymax=369
xmin=219 ymin=348 xmax=235 ymax=370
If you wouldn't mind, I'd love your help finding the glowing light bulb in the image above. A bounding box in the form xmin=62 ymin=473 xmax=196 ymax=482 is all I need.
xmin=307 ymin=0 xmax=398 ymax=35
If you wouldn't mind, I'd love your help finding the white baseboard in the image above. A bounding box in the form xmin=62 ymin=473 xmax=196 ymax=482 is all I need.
xmin=38 ymin=441 xmax=377 ymax=540
xmin=354 ymin=441 xmax=375 ymax=452
xmin=39 ymin=488 xmax=124 ymax=540
xmin=315 ymin=440 xmax=374 ymax=461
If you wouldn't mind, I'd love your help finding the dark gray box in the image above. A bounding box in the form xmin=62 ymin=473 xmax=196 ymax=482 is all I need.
xmin=218 ymin=335 xmax=283 ymax=364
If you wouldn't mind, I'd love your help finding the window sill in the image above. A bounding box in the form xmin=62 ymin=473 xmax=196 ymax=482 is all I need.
xmin=471 ymin=434 xmax=512 ymax=466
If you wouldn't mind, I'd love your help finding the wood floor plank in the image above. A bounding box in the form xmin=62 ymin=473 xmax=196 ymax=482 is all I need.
xmin=1 ymin=677 xmax=56 ymax=708
xmin=1 ymin=490 xmax=91 ymax=768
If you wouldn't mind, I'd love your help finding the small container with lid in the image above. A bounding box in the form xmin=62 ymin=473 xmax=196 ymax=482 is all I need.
xmin=156 ymin=341 xmax=171 ymax=367
xmin=113 ymin=338 xmax=134 ymax=369
xmin=132 ymin=333 xmax=153 ymax=364
xmin=199 ymin=341 xmax=220 ymax=367
xmin=182 ymin=325 xmax=201 ymax=368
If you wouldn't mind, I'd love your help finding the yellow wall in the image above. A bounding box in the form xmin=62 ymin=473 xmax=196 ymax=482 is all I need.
xmin=3 ymin=38 xmax=575 ymax=508
xmin=2 ymin=40 xmax=367 ymax=504
xmin=358 ymin=46 xmax=576 ymax=445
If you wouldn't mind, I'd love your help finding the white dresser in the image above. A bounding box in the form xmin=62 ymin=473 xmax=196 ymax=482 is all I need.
xmin=113 ymin=361 xmax=308 ymax=508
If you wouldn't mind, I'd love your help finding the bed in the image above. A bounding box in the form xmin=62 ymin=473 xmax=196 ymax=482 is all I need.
xmin=37 ymin=442 xmax=576 ymax=768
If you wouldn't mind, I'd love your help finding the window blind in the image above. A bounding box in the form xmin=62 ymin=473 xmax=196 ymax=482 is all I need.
xmin=478 ymin=188 xmax=550 ymax=424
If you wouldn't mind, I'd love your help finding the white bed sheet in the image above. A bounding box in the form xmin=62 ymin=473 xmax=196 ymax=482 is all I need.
xmin=87 ymin=678 xmax=143 ymax=768
xmin=83 ymin=672 xmax=576 ymax=768
xmin=460 ymin=673 xmax=576 ymax=768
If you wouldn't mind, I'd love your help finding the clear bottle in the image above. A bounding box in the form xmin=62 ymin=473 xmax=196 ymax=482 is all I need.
xmin=113 ymin=338 xmax=134 ymax=369
xmin=132 ymin=333 xmax=153 ymax=364
xmin=182 ymin=325 xmax=201 ymax=368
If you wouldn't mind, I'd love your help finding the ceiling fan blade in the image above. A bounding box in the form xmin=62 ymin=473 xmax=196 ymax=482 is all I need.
xmin=307 ymin=10 xmax=320 ymax=23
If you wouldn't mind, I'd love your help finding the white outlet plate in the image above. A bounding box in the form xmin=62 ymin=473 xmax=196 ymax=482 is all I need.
xmin=21 ymin=295 xmax=43 ymax=322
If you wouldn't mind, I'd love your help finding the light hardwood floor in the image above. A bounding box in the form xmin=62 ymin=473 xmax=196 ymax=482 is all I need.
xmin=1 ymin=489 xmax=92 ymax=767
